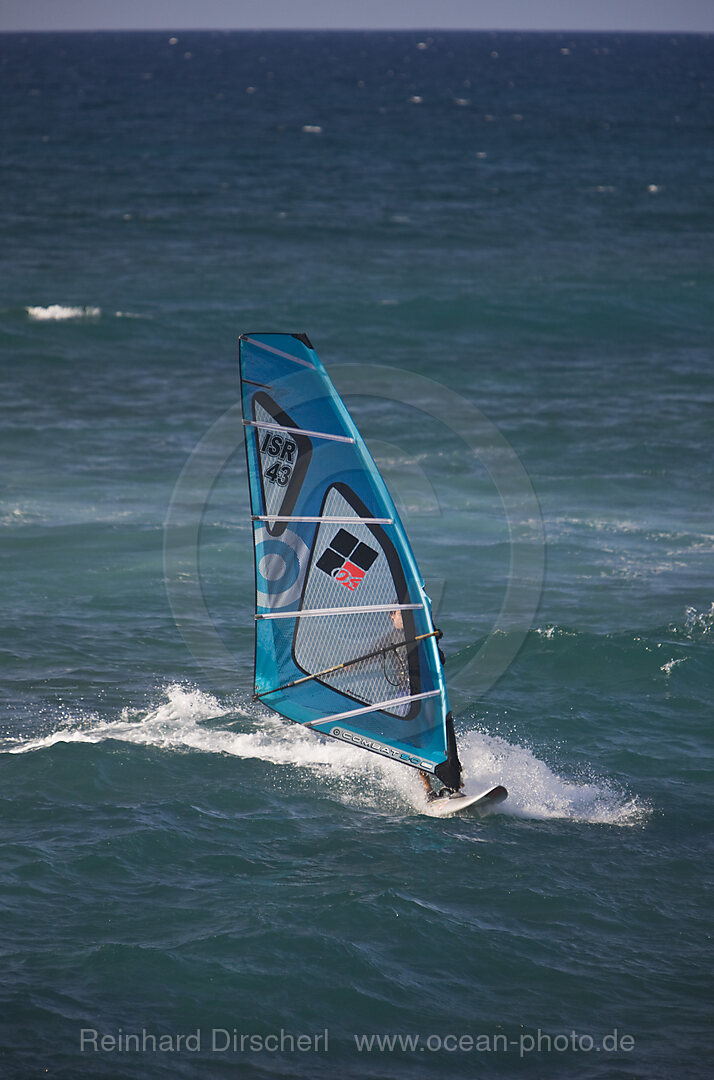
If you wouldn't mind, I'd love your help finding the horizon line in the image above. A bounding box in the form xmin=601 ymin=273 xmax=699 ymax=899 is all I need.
xmin=1 ymin=26 xmax=712 ymax=35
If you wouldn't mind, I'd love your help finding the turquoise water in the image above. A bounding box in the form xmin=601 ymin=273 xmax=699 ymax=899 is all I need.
xmin=1 ymin=30 xmax=712 ymax=1078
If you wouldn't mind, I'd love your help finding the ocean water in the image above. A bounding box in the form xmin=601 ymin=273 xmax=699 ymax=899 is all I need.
xmin=1 ymin=29 xmax=713 ymax=1079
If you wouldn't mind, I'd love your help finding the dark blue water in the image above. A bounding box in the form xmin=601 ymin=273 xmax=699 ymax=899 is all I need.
xmin=1 ymin=30 xmax=712 ymax=1079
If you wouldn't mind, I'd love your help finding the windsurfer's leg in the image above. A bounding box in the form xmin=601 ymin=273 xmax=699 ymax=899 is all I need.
xmin=419 ymin=770 xmax=439 ymax=801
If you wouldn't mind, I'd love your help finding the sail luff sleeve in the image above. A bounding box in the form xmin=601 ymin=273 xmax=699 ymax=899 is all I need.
xmin=239 ymin=333 xmax=456 ymax=780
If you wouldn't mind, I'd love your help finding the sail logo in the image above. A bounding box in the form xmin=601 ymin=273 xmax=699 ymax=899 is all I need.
xmin=316 ymin=529 xmax=378 ymax=591
xmin=331 ymin=727 xmax=433 ymax=770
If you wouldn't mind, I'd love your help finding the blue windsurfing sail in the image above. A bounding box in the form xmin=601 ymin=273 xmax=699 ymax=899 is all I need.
xmin=239 ymin=332 xmax=462 ymax=790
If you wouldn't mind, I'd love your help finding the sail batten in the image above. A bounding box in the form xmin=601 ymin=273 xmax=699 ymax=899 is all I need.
xmin=240 ymin=332 xmax=462 ymax=787
xmin=256 ymin=603 xmax=423 ymax=620
xmin=241 ymin=335 xmax=317 ymax=369
xmin=252 ymin=515 xmax=394 ymax=524
xmin=256 ymin=629 xmax=441 ymax=698
xmin=243 ymin=419 xmax=355 ymax=444
xmin=305 ymin=690 xmax=441 ymax=728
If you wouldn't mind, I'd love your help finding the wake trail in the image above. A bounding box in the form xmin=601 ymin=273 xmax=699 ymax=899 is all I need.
xmin=4 ymin=684 xmax=648 ymax=825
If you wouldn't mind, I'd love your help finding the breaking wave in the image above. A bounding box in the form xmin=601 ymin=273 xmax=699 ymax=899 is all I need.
xmin=24 ymin=306 xmax=146 ymax=321
xmin=26 ymin=305 xmax=101 ymax=320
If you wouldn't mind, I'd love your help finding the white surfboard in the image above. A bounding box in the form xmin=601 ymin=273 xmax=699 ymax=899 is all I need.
xmin=426 ymin=784 xmax=508 ymax=818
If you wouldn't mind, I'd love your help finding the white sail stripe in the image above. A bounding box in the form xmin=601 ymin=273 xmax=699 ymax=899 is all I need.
xmin=304 ymin=690 xmax=441 ymax=728
xmin=256 ymin=603 xmax=423 ymax=620
xmin=243 ymin=419 xmax=354 ymax=444
xmin=242 ymin=336 xmax=316 ymax=369
xmin=252 ymin=515 xmax=392 ymax=524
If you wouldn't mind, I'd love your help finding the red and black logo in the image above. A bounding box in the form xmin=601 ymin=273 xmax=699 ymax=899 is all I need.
xmin=316 ymin=529 xmax=378 ymax=591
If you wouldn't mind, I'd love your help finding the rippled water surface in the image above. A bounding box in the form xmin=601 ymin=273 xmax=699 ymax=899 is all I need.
xmin=1 ymin=29 xmax=712 ymax=1079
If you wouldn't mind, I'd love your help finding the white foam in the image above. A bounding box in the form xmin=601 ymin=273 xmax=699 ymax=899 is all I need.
xmin=683 ymin=602 xmax=714 ymax=639
xmin=5 ymin=685 xmax=647 ymax=826
xmin=660 ymin=657 xmax=686 ymax=676
xmin=454 ymin=728 xmax=648 ymax=826
xmin=533 ymin=624 xmax=578 ymax=640
xmin=0 ymin=505 xmax=33 ymax=526
xmin=26 ymin=305 xmax=101 ymax=321
xmin=7 ymin=685 xmax=232 ymax=755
